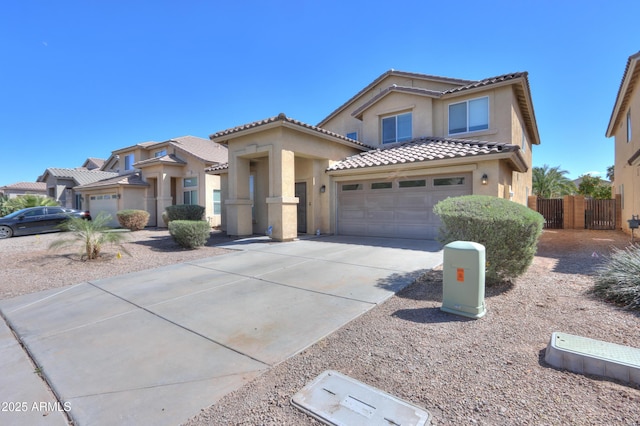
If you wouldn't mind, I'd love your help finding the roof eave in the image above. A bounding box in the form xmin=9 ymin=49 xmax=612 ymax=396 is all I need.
xmin=317 ymin=70 xmax=473 ymax=127
xmin=606 ymin=52 xmax=640 ymax=138
xmin=351 ymin=86 xmax=442 ymax=120
xmin=326 ymin=149 xmax=527 ymax=176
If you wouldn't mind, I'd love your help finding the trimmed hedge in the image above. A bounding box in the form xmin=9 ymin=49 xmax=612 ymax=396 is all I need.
xmin=164 ymin=204 xmax=205 ymax=221
xmin=433 ymin=195 xmax=544 ymax=285
xmin=168 ymin=220 xmax=210 ymax=249
xmin=116 ymin=209 xmax=150 ymax=231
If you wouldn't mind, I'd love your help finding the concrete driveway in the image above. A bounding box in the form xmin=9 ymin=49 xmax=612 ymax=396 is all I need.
xmin=0 ymin=235 xmax=442 ymax=425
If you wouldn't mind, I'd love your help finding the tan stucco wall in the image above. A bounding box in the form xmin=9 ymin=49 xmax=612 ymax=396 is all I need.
xmin=323 ymin=74 xmax=462 ymax=140
xmin=221 ymin=125 xmax=362 ymax=240
xmin=613 ymin=77 xmax=640 ymax=234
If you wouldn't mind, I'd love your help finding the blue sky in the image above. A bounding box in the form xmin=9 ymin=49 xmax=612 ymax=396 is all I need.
xmin=1 ymin=0 xmax=638 ymax=185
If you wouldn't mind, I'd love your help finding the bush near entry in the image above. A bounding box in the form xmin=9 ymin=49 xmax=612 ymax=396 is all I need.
xmin=168 ymin=220 xmax=210 ymax=249
xmin=116 ymin=210 xmax=150 ymax=231
xmin=433 ymin=195 xmax=544 ymax=285
xmin=164 ymin=204 xmax=205 ymax=222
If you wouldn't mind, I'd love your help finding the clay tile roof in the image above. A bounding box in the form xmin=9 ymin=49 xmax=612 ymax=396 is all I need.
xmin=74 ymin=172 xmax=149 ymax=189
xmin=606 ymin=51 xmax=640 ymax=138
xmin=134 ymin=153 xmax=187 ymax=167
xmin=442 ymin=72 xmax=527 ymax=95
xmin=210 ymin=113 xmax=374 ymax=150
xmin=205 ymin=162 xmax=229 ymax=173
xmin=38 ymin=168 xmax=119 ymax=185
xmin=327 ymin=137 xmax=519 ymax=171
xmin=0 ymin=182 xmax=47 ymax=191
xmin=168 ymin=136 xmax=228 ymax=164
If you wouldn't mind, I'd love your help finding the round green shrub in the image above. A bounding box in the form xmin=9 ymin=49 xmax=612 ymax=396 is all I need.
xmin=116 ymin=209 xmax=150 ymax=231
xmin=165 ymin=204 xmax=205 ymax=221
xmin=168 ymin=220 xmax=210 ymax=249
xmin=433 ymin=195 xmax=544 ymax=285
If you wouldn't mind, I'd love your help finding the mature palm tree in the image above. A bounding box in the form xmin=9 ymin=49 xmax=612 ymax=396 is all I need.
xmin=532 ymin=165 xmax=577 ymax=198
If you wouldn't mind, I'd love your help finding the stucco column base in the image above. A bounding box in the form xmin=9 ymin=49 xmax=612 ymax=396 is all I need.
xmin=225 ymin=199 xmax=253 ymax=236
xmin=266 ymin=196 xmax=299 ymax=241
xmin=157 ymin=197 xmax=174 ymax=227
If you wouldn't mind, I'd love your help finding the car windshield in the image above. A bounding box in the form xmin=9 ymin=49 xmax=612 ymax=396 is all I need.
xmin=2 ymin=209 xmax=30 ymax=219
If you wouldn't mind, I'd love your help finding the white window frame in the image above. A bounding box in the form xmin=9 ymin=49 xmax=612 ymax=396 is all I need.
xmin=381 ymin=112 xmax=412 ymax=144
xmin=154 ymin=149 xmax=167 ymax=157
xmin=346 ymin=131 xmax=358 ymax=140
xmin=448 ymin=96 xmax=489 ymax=135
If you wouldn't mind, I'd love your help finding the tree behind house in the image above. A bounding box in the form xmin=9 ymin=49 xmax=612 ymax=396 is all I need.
xmin=532 ymin=165 xmax=576 ymax=198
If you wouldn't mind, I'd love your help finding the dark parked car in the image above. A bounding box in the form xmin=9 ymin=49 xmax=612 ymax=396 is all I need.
xmin=0 ymin=206 xmax=91 ymax=239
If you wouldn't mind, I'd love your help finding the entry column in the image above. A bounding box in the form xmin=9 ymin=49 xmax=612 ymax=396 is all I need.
xmin=267 ymin=149 xmax=298 ymax=241
xmin=226 ymin=155 xmax=253 ymax=236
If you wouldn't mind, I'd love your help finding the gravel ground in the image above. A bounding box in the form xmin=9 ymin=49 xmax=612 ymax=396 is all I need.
xmin=0 ymin=228 xmax=233 ymax=300
xmin=184 ymin=230 xmax=640 ymax=426
xmin=2 ymin=229 xmax=640 ymax=425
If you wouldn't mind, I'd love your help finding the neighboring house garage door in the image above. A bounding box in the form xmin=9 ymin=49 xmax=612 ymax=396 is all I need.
xmin=337 ymin=173 xmax=472 ymax=239
xmin=89 ymin=194 xmax=119 ymax=227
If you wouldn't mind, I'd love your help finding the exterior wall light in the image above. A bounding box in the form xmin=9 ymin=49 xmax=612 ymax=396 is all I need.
xmin=481 ymin=174 xmax=488 ymax=185
xmin=320 ymin=185 xmax=326 ymax=193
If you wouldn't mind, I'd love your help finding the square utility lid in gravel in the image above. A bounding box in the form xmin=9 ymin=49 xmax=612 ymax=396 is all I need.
xmin=292 ymin=370 xmax=431 ymax=425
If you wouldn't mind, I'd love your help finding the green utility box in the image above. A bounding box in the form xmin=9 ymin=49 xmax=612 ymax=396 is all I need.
xmin=441 ymin=241 xmax=486 ymax=319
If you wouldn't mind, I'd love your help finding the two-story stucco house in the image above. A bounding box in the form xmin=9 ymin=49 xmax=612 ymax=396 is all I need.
xmin=76 ymin=136 xmax=228 ymax=227
xmin=37 ymin=158 xmax=118 ymax=210
xmin=606 ymin=51 xmax=640 ymax=235
xmin=208 ymin=70 xmax=540 ymax=241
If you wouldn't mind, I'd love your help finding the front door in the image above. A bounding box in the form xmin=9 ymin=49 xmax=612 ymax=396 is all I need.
xmin=295 ymin=182 xmax=307 ymax=234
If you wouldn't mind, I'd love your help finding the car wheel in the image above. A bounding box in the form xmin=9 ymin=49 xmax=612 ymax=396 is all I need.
xmin=0 ymin=225 xmax=13 ymax=239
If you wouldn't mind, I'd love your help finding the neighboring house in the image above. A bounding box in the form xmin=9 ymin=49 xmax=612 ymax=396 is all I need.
xmin=208 ymin=69 xmax=540 ymax=241
xmin=37 ymin=165 xmax=118 ymax=210
xmin=0 ymin=181 xmax=47 ymax=198
xmin=606 ymin=51 xmax=640 ymax=235
xmin=75 ymin=136 xmax=228 ymax=227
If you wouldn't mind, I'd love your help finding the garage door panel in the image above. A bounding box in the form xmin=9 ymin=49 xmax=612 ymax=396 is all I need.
xmin=367 ymin=210 xmax=395 ymax=221
xmin=337 ymin=173 xmax=471 ymax=239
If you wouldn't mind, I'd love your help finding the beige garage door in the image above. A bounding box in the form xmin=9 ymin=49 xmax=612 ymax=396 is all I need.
xmin=88 ymin=194 xmax=119 ymax=227
xmin=337 ymin=173 xmax=472 ymax=239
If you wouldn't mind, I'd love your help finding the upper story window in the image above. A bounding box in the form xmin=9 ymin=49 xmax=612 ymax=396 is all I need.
xmin=184 ymin=177 xmax=197 ymax=187
xmin=627 ymin=109 xmax=632 ymax=143
xmin=382 ymin=112 xmax=412 ymax=144
xmin=449 ymin=97 xmax=489 ymax=135
xmin=521 ymin=128 xmax=526 ymax=152
xmin=154 ymin=149 xmax=167 ymax=157
xmin=346 ymin=132 xmax=358 ymax=140
xmin=124 ymin=154 xmax=135 ymax=171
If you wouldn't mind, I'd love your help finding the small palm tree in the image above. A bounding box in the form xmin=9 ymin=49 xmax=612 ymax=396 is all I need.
xmin=5 ymin=194 xmax=58 ymax=214
xmin=49 ymin=212 xmax=130 ymax=260
xmin=532 ymin=165 xmax=576 ymax=198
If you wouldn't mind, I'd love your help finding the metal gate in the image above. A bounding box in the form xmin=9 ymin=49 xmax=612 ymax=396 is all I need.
xmin=536 ymin=198 xmax=563 ymax=229
xmin=585 ymin=199 xmax=616 ymax=230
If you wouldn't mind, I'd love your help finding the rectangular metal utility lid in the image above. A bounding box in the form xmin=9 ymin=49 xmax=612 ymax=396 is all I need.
xmin=291 ymin=370 xmax=431 ymax=425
